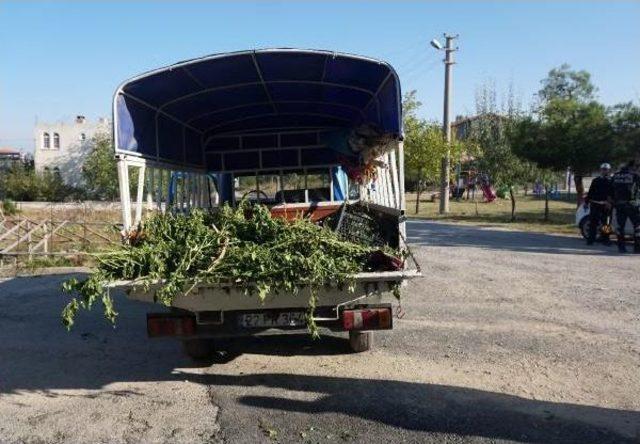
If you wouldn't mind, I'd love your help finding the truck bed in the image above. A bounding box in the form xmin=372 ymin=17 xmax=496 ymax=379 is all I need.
xmin=110 ymin=270 xmax=421 ymax=312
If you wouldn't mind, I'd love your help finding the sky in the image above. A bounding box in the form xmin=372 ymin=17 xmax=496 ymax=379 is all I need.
xmin=1 ymin=1 xmax=639 ymax=152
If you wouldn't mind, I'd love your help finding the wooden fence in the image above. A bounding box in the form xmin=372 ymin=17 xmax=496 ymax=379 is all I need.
xmin=0 ymin=202 xmax=122 ymax=269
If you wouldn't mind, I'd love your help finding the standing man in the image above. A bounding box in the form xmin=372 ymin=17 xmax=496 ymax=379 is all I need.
xmin=610 ymin=160 xmax=640 ymax=253
xmin=585 ymin=163 xmax=613 ymax=245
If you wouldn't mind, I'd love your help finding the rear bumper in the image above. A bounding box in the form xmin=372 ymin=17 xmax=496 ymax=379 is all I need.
xmin=147 ymin=304 xmax=393 ymax=339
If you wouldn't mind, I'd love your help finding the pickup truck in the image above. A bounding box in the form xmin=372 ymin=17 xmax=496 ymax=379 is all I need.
xmin=111 ymin=48 xmax=419 ymax=358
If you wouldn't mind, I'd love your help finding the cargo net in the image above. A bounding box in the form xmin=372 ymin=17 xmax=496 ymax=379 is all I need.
xmin=331 ymin=203 xmax=396 ymax=249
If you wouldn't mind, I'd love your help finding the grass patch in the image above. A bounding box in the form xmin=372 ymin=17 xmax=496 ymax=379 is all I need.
xmin=19 ymin=255 xmax=90 ymax=270
xmin=2 ymin=199 xmax=19 ymax=216
xmin=406 ymin=193 xmax=578 ymax=235
xmin=18 ymin=205 xmax=121 ymax=224
xmin=21 ymin=256 xmax=75 ymax=270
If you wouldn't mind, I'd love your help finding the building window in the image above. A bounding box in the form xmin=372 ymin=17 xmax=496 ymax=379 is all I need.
xmin=79 ymin=133 xmax=86 ymax=141
xmin=53 ymin=133 xmax=60 ymax=149
xmin=43 ymin=132 xmax=50 ymax=149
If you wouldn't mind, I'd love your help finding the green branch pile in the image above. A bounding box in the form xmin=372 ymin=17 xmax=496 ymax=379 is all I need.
xmin=62 ymin=203 xmax=390 ymax=336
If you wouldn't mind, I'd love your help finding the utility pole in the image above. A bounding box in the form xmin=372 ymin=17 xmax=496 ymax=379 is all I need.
xmin=437 ymin=34 xmax=458 ymax=214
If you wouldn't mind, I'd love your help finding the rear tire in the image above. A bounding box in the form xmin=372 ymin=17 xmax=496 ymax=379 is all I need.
xmin=348 ymin=331 xmax=373 ymax=353
xmin=182 ymin=339 xmax=214 ymax=360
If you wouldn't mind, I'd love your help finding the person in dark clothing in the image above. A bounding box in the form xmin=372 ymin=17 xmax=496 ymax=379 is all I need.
xmin=610 ymin=160 xmax=640 ymax=253
xmin=585 ymin=163 xmax=613 ymax=245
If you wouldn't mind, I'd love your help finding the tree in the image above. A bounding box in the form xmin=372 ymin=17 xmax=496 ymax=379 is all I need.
xmin=0 ymin=162 xmax=40 ymax=201
xmin=515 ymin=99 xmax=613 ymax=168
xmin=83 ymin=133 xmax=119 ymax=200
xmin=39 ymin=169 xmax=75 ymax=202
xmin=403 ymin=89 xmax=422 ymax=118
xmin=513 ymin=100 xmax=613 ymax=204
xmin=536 ymin=168 xmax=560 ymax=222
xmin=538 ymin=63 xmax=596 ymax=103
xmin=514 ymin=65 xmax=614 ymax=205
xmin=469 ymin=81 xmax=536 ymax=221
xmin=609 ymin=102 xmax=640 ymax=164
xmin=402 ymin=91 xmax=465 ymax=213
xmin=405 ymin=122 xmax=448 ymax=213
xmin=0 ymin=160 xmax=76 ymax=202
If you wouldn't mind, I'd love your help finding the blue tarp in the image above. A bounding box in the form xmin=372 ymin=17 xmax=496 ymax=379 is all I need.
xmin=114 ymin=49 xmax=402 ymax=171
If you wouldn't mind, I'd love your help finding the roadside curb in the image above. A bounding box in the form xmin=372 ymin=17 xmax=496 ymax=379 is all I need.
xmin=406 ymin=218 xmax=581 ymax=238
xmin=0 ymin=266 xmax=91 ymax=279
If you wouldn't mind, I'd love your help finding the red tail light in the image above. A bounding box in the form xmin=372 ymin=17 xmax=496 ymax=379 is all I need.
xmin=342 ymin=307 xmax=392 ymax=331
xmin=147 ymin=314 xmax=196 ymax=337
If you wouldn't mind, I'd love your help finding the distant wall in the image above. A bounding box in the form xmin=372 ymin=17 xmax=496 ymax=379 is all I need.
xmin=9 ymin=201 xmax=122 ymax=210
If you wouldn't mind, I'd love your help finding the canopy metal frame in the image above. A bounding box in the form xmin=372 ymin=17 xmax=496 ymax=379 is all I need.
xmin=113 ymin=48 xmax=402 ymax=164
xmin=115 ymin=138 xmax=405 ymax=233
xmin=112 ymin=49 xmax=405 ymax=234
xmin=185 ymin=100 xmax=368 ymax=126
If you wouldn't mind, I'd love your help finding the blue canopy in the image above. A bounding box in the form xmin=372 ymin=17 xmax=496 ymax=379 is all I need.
xmin=114 ymin=49 xmax=402 ymax=171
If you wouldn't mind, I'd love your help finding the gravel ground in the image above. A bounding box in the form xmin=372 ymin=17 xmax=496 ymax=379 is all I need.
xmin=0 ymin=220 xmax=638 ymax=443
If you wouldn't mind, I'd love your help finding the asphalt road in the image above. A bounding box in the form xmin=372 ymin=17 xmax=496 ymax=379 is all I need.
xmin=0 ymin=220 xmax=639 ymax=443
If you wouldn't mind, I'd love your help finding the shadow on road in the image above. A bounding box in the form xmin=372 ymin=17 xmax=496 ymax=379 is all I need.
xmin=214 ymin=334 xmax=351 ymax=357
xmin=1 ymin=274 xmax=638 ymax=443
xmin=407 ymin=220 xmax=622 ymax=256
xmin=0 ymin=274 xmax=192 ymax=393
xmin=0 ymin=275 xmax=351 ymax=396
xmin=196 ymin=372 xmax=639 ymax=444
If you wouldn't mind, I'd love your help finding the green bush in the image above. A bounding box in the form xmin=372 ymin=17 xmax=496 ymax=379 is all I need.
xmin=39 ymin=170 xmax=78 ymax=201
xmin=2 ymin=199 xmax=18 ymax=215
xmin=496 ymin=185 xmax=510 ymax=199
xmin=0 ymin=165 xmax=81 ymax=202
xmin=83 ymin=133 xmax=119 ymax=200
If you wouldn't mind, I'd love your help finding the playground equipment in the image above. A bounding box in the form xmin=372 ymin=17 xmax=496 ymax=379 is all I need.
xmin=478 ymin=173 xmax=497 ymax=202
xmin=453 ymin=168 xmax=496 ymax=202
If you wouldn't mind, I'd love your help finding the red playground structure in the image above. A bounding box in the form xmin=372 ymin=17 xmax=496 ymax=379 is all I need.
xmin=481 ymin=183 xmax=497 ymax=202
xmin=454 ymin=169 xmax=497 ymax=203
xmin=478 ymin=173 xmax=497 ymax=202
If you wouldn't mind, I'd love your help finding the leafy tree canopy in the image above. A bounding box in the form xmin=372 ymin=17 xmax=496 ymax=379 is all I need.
xmin=538 ymin=63 xmax=596 ymax=104
xmin=608 ymin=102 xmax=640 ymax=164
xmin=402 ymin=90 xmax=466 ymax=185
xmin=513 ymin=65 xmax=615 ymax=176
xmin=461 ymin=81 xmax=537 ymax=189
xmin=82 ymin=132 xmax=119 ymax=200
xmin=514 ymin=99 xmax=613 ymax=175
xmin=0 ymin=162 xmax=77 ymax=202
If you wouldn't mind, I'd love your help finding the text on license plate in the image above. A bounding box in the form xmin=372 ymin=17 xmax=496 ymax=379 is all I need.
xmin=238 ymin=311 xmax=307 ymax=328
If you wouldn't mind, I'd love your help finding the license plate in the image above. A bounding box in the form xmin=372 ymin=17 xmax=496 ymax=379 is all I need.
xmin=238 ymin=311 xmax=307 ymax=328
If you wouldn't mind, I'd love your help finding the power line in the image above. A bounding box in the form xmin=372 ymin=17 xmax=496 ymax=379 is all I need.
xmin=375 ymin=38 xmax=427 ymax=63
xmin=402 ymin=57 xmax=441 ymax=84
xmin=393 ymin=46 xmax=432 ymax=72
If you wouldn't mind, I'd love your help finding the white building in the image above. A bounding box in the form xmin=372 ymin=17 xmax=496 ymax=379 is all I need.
xmin=34 ymin=115 xmax=110 ymax=187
